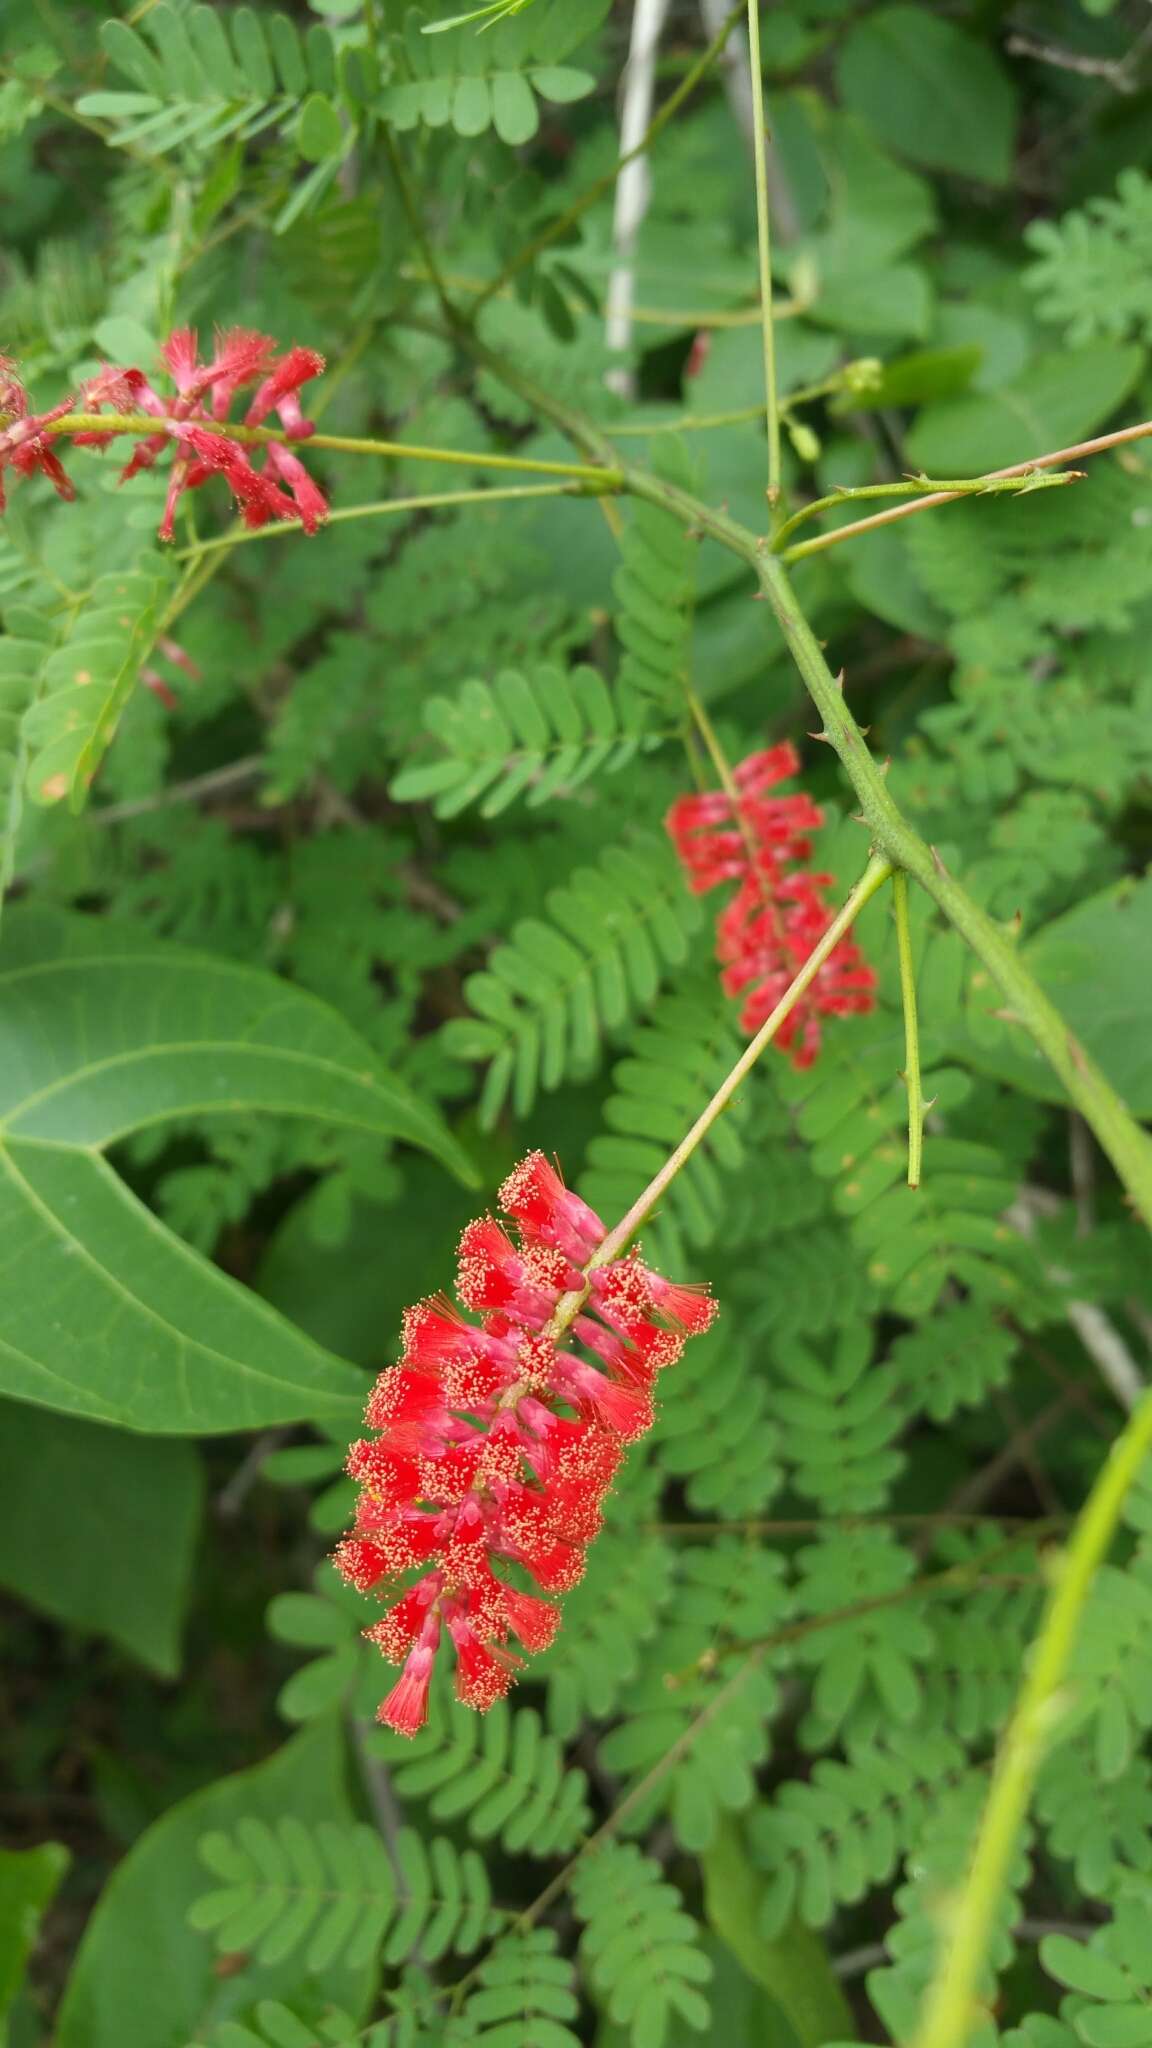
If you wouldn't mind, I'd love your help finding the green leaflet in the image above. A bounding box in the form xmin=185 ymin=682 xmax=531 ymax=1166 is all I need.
xmin=381 ymin=2 xmax=602 ymax=143
xmin=0 ymin=912 xmax=474 ymax=1431
xmin=0 ymin=1843 xmax=70 ymax=2035
xmin=22 ymin=559 xmax=175 ymax=811
xmin=837 ymin=6 xmax=1017 ymax=184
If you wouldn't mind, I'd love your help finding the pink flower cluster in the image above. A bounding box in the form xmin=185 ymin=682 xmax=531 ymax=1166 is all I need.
xmin=334 ymin=1153 xmax=715 ymax=1736
xmin=667 ymin=743 xmax=876 ymax=1066
xmin=0 ymin=328 xmax=327 ymax=542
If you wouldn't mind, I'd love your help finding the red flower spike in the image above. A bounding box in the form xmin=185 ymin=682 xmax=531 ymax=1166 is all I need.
xmin=0 ymin=330 xmax=326 ymax=541
xmin=331 ymin=1152 xmax=715 ymax=1729
xmin=666 ymin=745 xmax=877 ymax=1066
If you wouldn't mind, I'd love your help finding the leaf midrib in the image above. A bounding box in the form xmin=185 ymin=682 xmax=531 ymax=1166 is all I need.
xmin=0 ymin=1142 xmax=363 ymax=1415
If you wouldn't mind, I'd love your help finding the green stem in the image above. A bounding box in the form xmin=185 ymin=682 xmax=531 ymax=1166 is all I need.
xmin=745 ymin=0 xmax=781 ymax=502
xmin=588 ymin=853 xmax=893 ymax=1269
xmin=530 ymin=854 xmax=892 ymax=1355
xmin=383 ymin=128 xmax=460 ymax=333
xmin=470 ymin=0 xmax=746 ymax=314
xmin=170 ymin=481 xmax=584 ymax=558
xmin=44 ymin=412 xmax=622 ymax=487
xmin=616 ymin=461 xmax=1152 ymax=1231
xmin=911 ymin=1395 xmax=1152 ymax=2048
xmin=780 ymin=415 xmax=1152 ymax=560
xmin=892 ymin=869 xmax=924 ymax=1191
xmin=773 ymin=470 xmax=1083 ymax=553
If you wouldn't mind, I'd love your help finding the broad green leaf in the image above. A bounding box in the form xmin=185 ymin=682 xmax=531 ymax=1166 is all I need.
xmin=0 ymin=1400 xmax=202 ymax=1674
xmin=0 ymin=1138 xmax=367 ymax=1430
xmin=54 ymin=1720 xmax=371 ymax=2048
xmin=0 ymin=1843 xmax=69 ymax=2032
xmin=0 ymin=913 xmax=478 ymax=1432
xmin=837 ymin=6 xmax=1017 ymax=184
xmin=905 ymin=343 xmax=1144 ymax=475
xmin=0 ymin=915 xmax=475 ymax=1176
xmin=957 ymin=871 xmax=1152 ymax=1113
xmin=701 ymin=1820 xmax=853 ymax=2047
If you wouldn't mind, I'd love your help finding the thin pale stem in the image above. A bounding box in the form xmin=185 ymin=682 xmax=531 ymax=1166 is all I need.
xmin=683 ymin=687 xmax=740 ymax=800
xmin=773 ymin=469 xmax=1084 ymax=553
xmin=384 ymin=129 xmax=459 ymax=333
xmin=171 ymin=482 xmax=583 ymax=558
xmin=745 ymin=0 xmax=781 ymax=501
xmin=613 ymin=457 xmax=1152 ymax=1231
xmin=535 ymin=854 xmax=892 ymax=1351
xmin=671 ymin=1552 xmax=1050 ymax=1681
xmin=781 ymin=419 xmax=1152 ymax=560
xmin=912 ymin=1391 xmax=1152 ymax=2048
xmin=471 ymin=0 xmax=746 ymax=313
xmin=589 ymin=853 xmax=893 ymax=1267
xmin=43 ymin=412 xmax=622 ymax=487
xmin=892 ymin=869 xmax=924 ymax=1190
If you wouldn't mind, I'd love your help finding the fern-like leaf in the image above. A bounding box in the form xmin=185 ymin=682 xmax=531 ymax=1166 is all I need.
xmin=191 ymin=2000 xmax=374 ymax=2048
xmin=79 ymin=5 xmax=365 ymax=228
xmin=533 ymin=1530 xmax=676 ymax=1740
xmin=390 ymin=662 xmax=666 ymax=818
xmin=868 ymin=1780 xmax=1030 ymax=2043
xmin=769 ymin=1323 xmax=906 ymax=1516
xmin=189 ymin=1818 xmax=494 ymax=1968
xmin=571 ymin=1842 xmax=712 ymax=2048
xmin=382 ymin=2 xmax=604 ymax=144
xmin=441 ymin=831 xmax=701 ymax=1124
xmin=748 ymin=1732 xmax=972 ymax=1935
xmin=372 ymin=1685 xmax=591 ymax=1857
xmin=613 ymin=479 xmax=696 ymax=715
xmin=459 ymin=1925 xmax=581 ymax=2047
xmin=597 ymin=1544 xmax=789 ymax=1852
xmin=1026 ymin=170 xmax=1152 ymax=344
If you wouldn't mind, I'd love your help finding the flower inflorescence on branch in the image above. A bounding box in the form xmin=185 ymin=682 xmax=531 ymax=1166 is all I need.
xmin=0 ymin=327 xmax=328 ymax=540
xmin=667 ymin=742 xmax=878 ymax=1065
xmin=333 ymin=1151 xmax=715 ymax=1735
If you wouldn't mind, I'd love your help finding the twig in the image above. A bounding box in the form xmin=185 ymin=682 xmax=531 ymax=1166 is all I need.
xmin=91 ymin=755 xmax=265 ymax=826
xmin=892 ymin=870 xmax=924 ymax=1189
xmin=745 ymin=0 xmax=781 ymax=501
xmin=772 ymin=469 xmax=1084 ymax=552
xmin=779 ymin=420 xmax=1152 ymax=560
xmin=171 ymin=482 xmax=584 ymax=559
xmin=216 ymin=1427 xmax=292 ymax=1518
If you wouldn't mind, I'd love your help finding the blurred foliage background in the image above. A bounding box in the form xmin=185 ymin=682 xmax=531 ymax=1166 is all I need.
xmin=3 ymin=1 xmax=1152 ymax=2044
